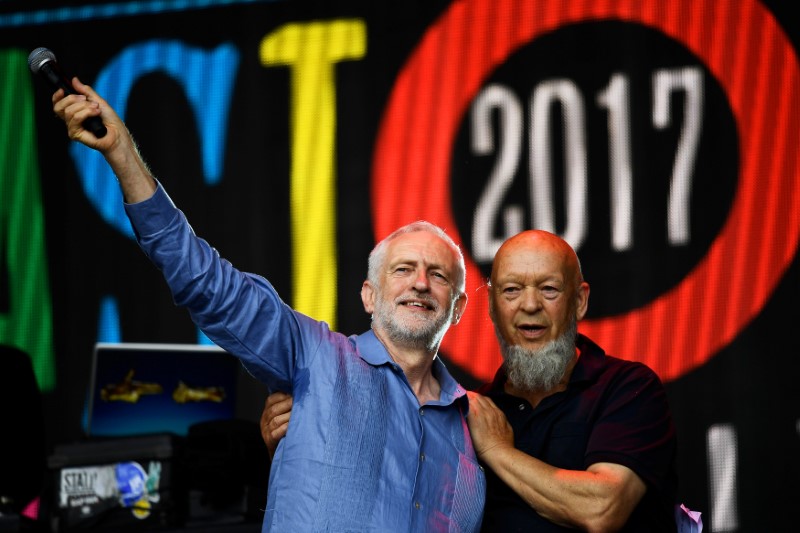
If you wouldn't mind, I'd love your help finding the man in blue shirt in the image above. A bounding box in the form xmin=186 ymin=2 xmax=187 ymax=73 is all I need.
xmin=53 ymin=78 xmax=486 ymax=532
xmin=264 ymin=230 xmax=678 ymax=531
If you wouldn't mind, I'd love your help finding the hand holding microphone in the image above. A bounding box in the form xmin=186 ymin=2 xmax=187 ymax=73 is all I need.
xmin=28 ymin=47 xmax=107 ymax=138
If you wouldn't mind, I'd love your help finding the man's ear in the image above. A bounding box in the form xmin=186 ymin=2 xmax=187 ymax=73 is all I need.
xmin=576 ymin=281 xmax=590 ymax=321
xmin=487 ymin=284 xmax=496 ymax=323
xmin=361 ymin=281 xmax=376 ymax=314
xmin=451 ymin=292 xmax=468 ymax=324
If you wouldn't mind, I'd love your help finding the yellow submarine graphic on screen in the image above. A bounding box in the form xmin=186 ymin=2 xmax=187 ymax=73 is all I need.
xmin=100 ymin=369 xmax=225 ymax=403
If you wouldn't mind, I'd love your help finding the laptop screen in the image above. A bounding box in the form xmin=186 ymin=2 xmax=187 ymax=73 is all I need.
xmin=86 ymin=343 xmax=240 ymax=438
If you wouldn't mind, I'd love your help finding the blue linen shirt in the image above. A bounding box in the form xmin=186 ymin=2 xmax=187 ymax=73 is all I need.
xmin=124 ymin=183 xmax=486 ymax=532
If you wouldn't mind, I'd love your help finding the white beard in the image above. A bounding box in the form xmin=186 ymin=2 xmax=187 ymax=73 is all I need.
xmin=497 ymin=317 xmax=578 ymax=393
xmin=372 ymin=290 xmax=453 ymax=351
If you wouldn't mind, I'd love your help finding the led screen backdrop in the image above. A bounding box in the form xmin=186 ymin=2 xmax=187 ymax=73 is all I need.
xmin=0 ymin=0 xmax=798 ymax=529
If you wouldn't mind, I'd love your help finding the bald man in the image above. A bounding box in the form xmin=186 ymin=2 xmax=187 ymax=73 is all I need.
xmin=467 ymin=230 xmax=677 ymax=531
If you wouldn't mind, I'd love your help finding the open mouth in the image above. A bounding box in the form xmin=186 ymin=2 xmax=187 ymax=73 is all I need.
xmin=518 ymin=324 xmax=546 ymax=337
xmin=398 ymin=298 xmax=436 ymax=311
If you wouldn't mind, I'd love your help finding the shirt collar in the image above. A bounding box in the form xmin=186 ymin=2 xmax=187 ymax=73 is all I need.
xmin=354 ymin=328 xmax=393 ymax=366
xmin=570 ymin=333 xmax=607 ymax=384
xmin=354 ymin=329 xmax=468 ymax=403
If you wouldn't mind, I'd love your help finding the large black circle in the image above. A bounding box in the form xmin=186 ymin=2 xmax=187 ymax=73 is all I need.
xmin=451 ymin=20 xmax=738 ymax=318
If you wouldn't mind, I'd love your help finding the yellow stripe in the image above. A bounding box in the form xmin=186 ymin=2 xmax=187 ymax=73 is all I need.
xmin=261 ymin=19 xmax=366 ymax=328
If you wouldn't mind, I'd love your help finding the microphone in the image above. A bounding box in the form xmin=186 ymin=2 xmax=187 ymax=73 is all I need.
xmin=27 ymin=47 xmax=107 ymax=138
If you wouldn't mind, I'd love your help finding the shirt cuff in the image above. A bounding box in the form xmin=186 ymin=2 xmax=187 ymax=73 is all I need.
xmin=123 ymin=180 xmax=180 ymax=237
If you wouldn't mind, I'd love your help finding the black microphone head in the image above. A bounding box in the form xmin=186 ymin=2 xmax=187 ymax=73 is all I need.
xmin=28 ymin=47 xmax=56 ymax=74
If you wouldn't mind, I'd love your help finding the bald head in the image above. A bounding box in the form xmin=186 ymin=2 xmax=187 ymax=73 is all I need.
xmin=488 ymin=230 xmax=589 ymax=350
xmin=491 ymin=230 xmax=584 ymax=290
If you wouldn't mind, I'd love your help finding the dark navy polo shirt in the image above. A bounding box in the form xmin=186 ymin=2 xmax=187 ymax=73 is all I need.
xmin=478 ymin=334 xmax=678 ymax=532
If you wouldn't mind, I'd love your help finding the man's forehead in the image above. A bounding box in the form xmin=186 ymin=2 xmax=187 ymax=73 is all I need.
xmin=386 ymin=231 xmax=453 ymax=261
xmin=493 ymin=244 xmax=571 ymax=280
xmin=494 ymin=267 xmax=565 ymax=286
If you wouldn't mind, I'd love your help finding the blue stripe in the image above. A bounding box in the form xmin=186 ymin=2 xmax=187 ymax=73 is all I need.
xmin=0 ymin=0 xmax=281 ymax=28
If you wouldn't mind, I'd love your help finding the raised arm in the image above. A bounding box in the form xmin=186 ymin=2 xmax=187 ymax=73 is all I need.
xmin=52 ymin=75 xmax=302 ymax=390
xmin=52 ymin=76 xmax=156 ymax=203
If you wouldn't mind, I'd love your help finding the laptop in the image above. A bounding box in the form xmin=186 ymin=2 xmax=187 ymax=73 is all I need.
xmin=85 ymin=343 xmax=241 ymax=438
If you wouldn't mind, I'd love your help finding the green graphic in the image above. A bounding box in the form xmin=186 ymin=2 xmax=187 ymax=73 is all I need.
xmin=0 ymin=49 xmax=55 ymax=391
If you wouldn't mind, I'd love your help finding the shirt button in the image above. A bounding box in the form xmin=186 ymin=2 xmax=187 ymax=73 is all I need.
xmin=419 ymin=408 xmax=425 ymax=416
xmin=420 ymin=453 xmax=425 ymax=462
xmin=518 ymin=403 xmax=525 ymax=411
xmin=415 ymin=502 xmax=421 ymax=510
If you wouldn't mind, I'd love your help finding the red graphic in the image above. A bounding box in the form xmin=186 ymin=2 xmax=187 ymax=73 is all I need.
xmin=372 ymin=0 xmax=800 ymax=382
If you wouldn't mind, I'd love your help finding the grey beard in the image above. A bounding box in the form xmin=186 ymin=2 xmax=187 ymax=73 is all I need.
xmin=498 ymin=318 xmax=578 ymax=393
xmin=373 ymin=292 xmax=453 ymax=351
